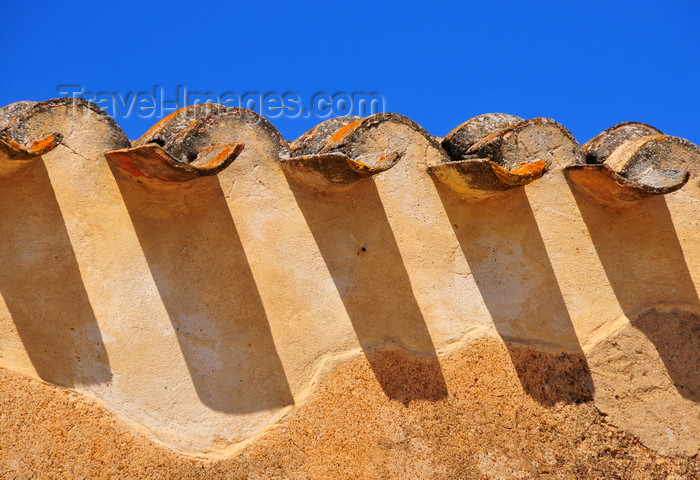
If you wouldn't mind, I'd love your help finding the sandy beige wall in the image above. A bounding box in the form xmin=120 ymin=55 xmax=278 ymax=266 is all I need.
xmin=3 ymin=336 xmax=699 ymax=479
xmin=0 ymin=105 xmax=697 ymax=456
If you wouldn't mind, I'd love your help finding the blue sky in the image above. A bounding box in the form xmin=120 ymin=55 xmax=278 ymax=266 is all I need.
xmin=2 ymin=0 xmax=698 ymax=143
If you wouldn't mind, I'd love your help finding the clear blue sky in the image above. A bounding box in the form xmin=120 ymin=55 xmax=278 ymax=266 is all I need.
xmin=2 ymin=0 xmax=698 ymax=143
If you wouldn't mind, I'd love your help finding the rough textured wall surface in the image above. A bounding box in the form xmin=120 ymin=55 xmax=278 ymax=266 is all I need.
xmin=1 ymin=337 xmax=699 ymax=479
xmin=0 ymin=99 xmax=698 ymax=475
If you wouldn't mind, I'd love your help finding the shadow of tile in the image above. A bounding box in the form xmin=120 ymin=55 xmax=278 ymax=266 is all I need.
xmin=0 ymin=161 xmax=111 ymax=387
xmin=111 ymin=170 xmax=293 ymax=413
xmin=628 ymin=308 xmax=699 ymax=401
xmin=568 ymin=182 xmax=700 ymax=401
xmin=567 ymin=188 xmax=699 ymax=315
xmin=434 ymin=185 xmax=594 ymax=405
xmin=284 ymin=176 xmax=447 ymax=404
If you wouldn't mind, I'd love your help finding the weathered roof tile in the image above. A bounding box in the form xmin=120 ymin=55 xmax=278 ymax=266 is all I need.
xmin=2 ymin=98 xmax=699 ymax=201
xmin=566 ymin=122 xmax=697 ymax=201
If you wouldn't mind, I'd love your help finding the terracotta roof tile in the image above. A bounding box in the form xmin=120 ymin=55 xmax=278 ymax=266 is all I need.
xmin=0 ymin=97 xmax=698 ymax=200
xmin=564 ymin=122 xmax=697 ymax=201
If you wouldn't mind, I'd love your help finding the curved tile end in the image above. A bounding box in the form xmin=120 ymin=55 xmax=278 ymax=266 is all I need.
xmin=281 ymin=150 xmax=399 ymax=189
xmin=568 ymin=127 xmax=698 ymax=202
xmin=105 ymin=142 xmax=244 ymax=184
xmin=428 ymin=157 xmax=546 ymax=198
xmin=0 ymin=132 xmax=62 ymax=176
xmin=430 ymin=115 xmax=565 ymax=198
xmin=564 ymin=163 xmax=688 ymax=202
xmin=284 ymin=116 xmax=405 ymax=190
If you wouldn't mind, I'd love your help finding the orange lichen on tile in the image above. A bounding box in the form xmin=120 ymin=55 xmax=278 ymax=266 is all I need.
xmin=491 ymin=160 xmax=547 ymax=186
xmin=329 ymin=118 xmax=364 ymax=145
xmin=0 ymin=133 xmax=60 ymax=157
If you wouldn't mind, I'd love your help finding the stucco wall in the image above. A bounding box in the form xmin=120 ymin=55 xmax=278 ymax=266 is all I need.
xmin=0 ymin=99 xmax=697 ymax=457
